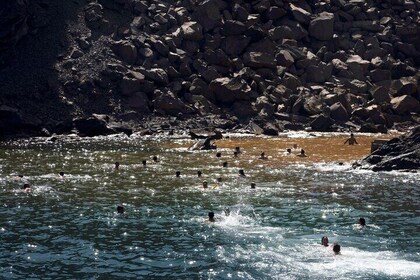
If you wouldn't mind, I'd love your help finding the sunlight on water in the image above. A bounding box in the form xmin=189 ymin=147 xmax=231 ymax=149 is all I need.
xmin=0 ymin=133 xmax=418 ymax=279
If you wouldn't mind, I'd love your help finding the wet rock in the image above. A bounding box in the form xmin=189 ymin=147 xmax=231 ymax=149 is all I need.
xmin=354 ymin=126 xmax=420 ymax=171
xmin=73 ymin=115 xmax=115 ymax=137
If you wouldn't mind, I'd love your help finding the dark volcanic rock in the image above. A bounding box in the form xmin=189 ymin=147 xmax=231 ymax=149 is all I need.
xmin=354 ymin=126 xmax=420 ymax=171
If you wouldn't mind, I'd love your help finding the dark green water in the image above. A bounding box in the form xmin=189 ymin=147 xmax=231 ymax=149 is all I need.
xmin=0 ymin=135 xmax=419 ymax=279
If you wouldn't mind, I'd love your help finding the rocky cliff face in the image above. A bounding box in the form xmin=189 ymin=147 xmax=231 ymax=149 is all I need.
xmin=0 ymin=0 xmax=419 ymax=138
xmin=353 ymin=125 xmax=420 ymax=171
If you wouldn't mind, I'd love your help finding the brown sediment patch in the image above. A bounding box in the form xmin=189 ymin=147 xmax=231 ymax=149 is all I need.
xmin=168 ymin=134 xmax=398 ymax=169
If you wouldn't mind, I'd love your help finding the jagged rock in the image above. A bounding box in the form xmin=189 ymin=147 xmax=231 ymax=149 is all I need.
xmin=119 ymin=71 xmax=146 ymax=96
xmin=153 ymin=90 xmax=195 ymax=116
xmin=189 ymin=137 xmax=217 ymax=150
xmin=330 ymin=102 xmax=349 ymax=122
xmin=84 ymin=2 xmax=104 ymax=29
xmin=309 ymin=12 xmax=335 ymax=41
xmin=189 ymin=129 xmax=222 ymax=140
xmin=354 ymin=126 xmax=420 ymax=171
xmin=289 ymin=3 xmax=311 ymax=25
xmin=221 ymin=35 xmax=250 ymax=56
xmin=209 ymin=77 xmax=252 ymax=105
xmin=232 ymin=101 xmax=256 ymax=119
xmin=276 ymin=50 xmax=294 ymax=67
xmin=310 ymin=114 xmax=334 ymax=131
xmin=221 ymin=20 xmax=247 ymax=36
xmin=127 ymin=92 xmax=150 ymax=113
xmin=370 ymin=86 xmax=391 ymax=104
xmin=369 ymin=69 xmax=391 ymax=83
xmin=243 ymin=52 xmax=276 ymax=69
xmin=143 ymin=68 xmax=169 ymax=85
xmin=391 ymin=95 xmax=420 ymax=114
xmin=193 ymin=0 xmax=225 ymax=31
xmin=181 ymin=21 xmax=203 ymax=41
xmin=111 ymin=40 xmax=137 ymax=64
xmin=73 ymin=115 xmax=115 ymax=137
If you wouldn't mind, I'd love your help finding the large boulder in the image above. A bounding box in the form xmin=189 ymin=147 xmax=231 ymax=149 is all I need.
xmin=111 ymin=40 xmax=137 ymax=64
xmin=153 ymin=90 xmax=195 ymax=116
xmin=391 ymin=95 xmax=420 ymax=114
xmin=243 ymin=52 xmax=276 ymax=69
xmin=209 ymin=77 xmax=252 ymax=105
xmin=73 ymin=115 xmax=115 ymax=137
xmin=309 ymin=12 xmax=335 ymax=40
xmin=330 ymin=102 xmax=349 ymax=122
xmin=181 ymin=21 xmax=203 ymax=41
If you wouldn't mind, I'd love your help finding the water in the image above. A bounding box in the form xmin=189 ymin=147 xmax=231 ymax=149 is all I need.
xmin=0 ymin=133 xmax=419 ymax=279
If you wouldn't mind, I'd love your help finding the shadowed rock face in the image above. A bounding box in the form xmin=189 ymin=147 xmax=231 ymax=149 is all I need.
xmin=0 ymin=0 xmax=419 ymax=139
xmin=354 ymin=126 xmax=420 ymax=171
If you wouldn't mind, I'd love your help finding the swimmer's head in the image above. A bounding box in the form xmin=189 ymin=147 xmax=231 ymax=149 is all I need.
xmin=153 ymin=156 xmax=158 ymax=162
xmin=142 ymin=160 xmax=147 ymax=166
xmin=217 ymin=177 xmax=222 ymax=183
xmin=208 ymin=211 xmax=215 ymax=222
xmin=18 ymin=174 xmax=24 ymax=178
xmin=22 ymin=183 xmax=30 ymax=190
xmin=293 ymin=144 xmax=298 ymax=149
xmin=59 ymin=171 xmax=64 ymax=177
xmin=202 ymin=181 xmax=208 ymax=188
xmin=300 ymin=149 xmax=305 ymax=155
xmin=197 ymin=170 xmax=202 ymax=177
xmin=239 ymin=169 xmax=245 ymax=176
xmin=286 ymin=148 xmax=292 ymax=153
xmin=216 ymin=152 xmax=221 ymax=158
xmin=115 ymin=161 xmax=120 ymax=169
xmin=117 ymin=205 xmax=125 ymax=214
xmin=359 ymin=217 xmax=366 ymax=227
xmin=224 ymin=208 xmax=230 ymax=216
xmin=321 ymin=236 xmax=329 ymax=246
xmin=176 ymin=171 xmax=181 ymax=177
xmin=250 ymin=182 xmax=256 ymax=189
xmin=234 ymin=151 xmax=238 ymax=157
xmin=333 ymin=244 xmax=341 ymax=254
xmin=222 ymin=161 xmax=228 ymax=167
xmin=235 ymin=147 xmax=241 ymax=152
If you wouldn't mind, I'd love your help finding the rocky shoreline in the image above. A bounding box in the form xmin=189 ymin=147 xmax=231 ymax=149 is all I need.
xmin=1 ymin=0 xmax=419 ymax=140
xmin=353 ymin=125 xmax=420 ymax=171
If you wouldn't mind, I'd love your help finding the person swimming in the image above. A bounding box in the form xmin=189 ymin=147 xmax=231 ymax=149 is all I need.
xmin=117 ymin=205 xmax=125 ymax=214
xmin=233 ymin=151 xmax=239 ymax=157
xmin=176 ymin=171 xmax=181 ymax=177
xmin=202 ymin=181 xmax=208 ymax=189
xmin=216 ymin=152 xmax=222 ymax=158
xmin=115 ymin=161 xmax=120 ymax=170
xmin=59 ymin=171 xmax=65 ymax=177
xmin=297 ymin=149 xmax=307 ymax=157
xmin=344 ymin=132 xmax=358 ymax=145
xmin=235 ymin=146 xmax=241 ymax=154
xmin=142 ymin=160 xmax=147 ymax=167
xmin=238 ymin=169 xmax=246 ymax=177
xmin=152 ymin=156 xmax=159 ymax=162
xmin=21 ymin=183 xmax=31 ymax=192
xmin=197 ymin=170 xmax=202 ymax=178
xmin=250 ymin=182 xmax=256 ymax=189
xmin=208 ymin=211 xmax=215 ymax=223
xmin=259 ymin=152 xmax=268 ymax=160
xmin=358 ymin=217 xmax=366 ymax=227
xmin=224 ymin=208 xmax=230 ymax=216
xmin=321 ymin=236 xmax=329 ymax=247
xmin=222 ymin=161 xmax=228 ymax=168
xmin=333 ymin=244 xmax=341 ymax=255
xmin=286 ymin=148 xmax=292 ymax=154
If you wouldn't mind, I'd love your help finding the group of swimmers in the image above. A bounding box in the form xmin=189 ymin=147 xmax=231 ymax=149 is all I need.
xmin=320 ymin=218 xmax=367 ymax=255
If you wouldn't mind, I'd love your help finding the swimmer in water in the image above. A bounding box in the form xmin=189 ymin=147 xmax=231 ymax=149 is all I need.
xmin=202 ymin=181 xmax=208 ymax=189
xmin=152 ymin=156 xmax=159 ymax=163
xmin=321 ymin=236 xmax=329 ymax=247
xmin=216 ymin=177 xmax=222 ymax=186
xmin=233 ymin=151 xmax=239 ymax=157
xmin=59 ymin=171 xmax=65 ymax=177
xmin=235 ymin=146 xmax=241 ymax=154
xmin=259 ymin=152 xmax=268 ymax=160
xmin=250 ymin=182 xmax=256 ymax=189
xmin=344 ymin=132 xmax=358 ymax=145
xmin=117 ymin=205 xmax=125 ymax=214
xmin=297 ymin=149 xmax=307 ymax=157
xmin=292 ymin=143 xmax=299 ymax=150
xmin=224 ymin=208 xmax=230 ymax=216
xmin=286 ymin=148 xmax=292 ymax=154
xmin=222 ymin=161 xmax=228 ymax=168
xmin=208 ymin=211 xmax=215 ymax=223
xmin=358 ymin=217 xmax=366 ymax=227
xmin=176 ymin=171 xmax=181 ymax=177
xmin=333 ymin=244 xmax=341 ymax=255
xmin=21 ymin=183 xmax=31 ymax=192
xmin=216 ymin=152 xmax=221 ymax=158
xmin=115 ymin=161 xmax=120 ymax=170
xmin=238 ymin=169 xmax=246 ymax=177
xmin=197 ymin=170 xmax=202 ymax=178
xmin=142 ymin=160 xmax=147 ymax=167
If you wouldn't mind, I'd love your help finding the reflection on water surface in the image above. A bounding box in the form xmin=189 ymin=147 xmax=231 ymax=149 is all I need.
xmin=0 ymin=133 xmax=418 ymax=279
